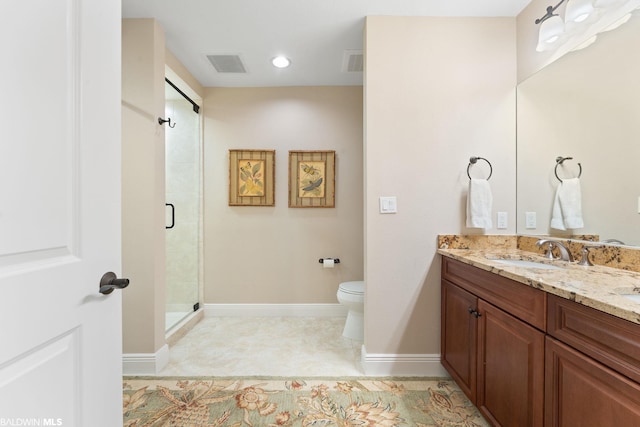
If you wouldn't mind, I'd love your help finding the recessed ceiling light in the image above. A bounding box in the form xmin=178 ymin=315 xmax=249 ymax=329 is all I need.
xmin=271 ymin=56 xmax=291 ymax=68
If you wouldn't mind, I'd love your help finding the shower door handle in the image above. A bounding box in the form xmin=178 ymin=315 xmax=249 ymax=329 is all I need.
xmin=166 ymin=203 xmax=175 ymax=229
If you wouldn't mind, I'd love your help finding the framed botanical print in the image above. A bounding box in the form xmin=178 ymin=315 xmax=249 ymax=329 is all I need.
xmin=288 ymin=150 xmax=335 ymax=208
xmin=229 ymin=149 xmax=275 ymax=206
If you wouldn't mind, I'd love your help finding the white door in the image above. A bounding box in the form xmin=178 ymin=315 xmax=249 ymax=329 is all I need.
xmin=0 ymin=1 xmax=123 ymax=426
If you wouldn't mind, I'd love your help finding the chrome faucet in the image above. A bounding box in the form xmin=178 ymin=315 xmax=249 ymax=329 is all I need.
xmin=536 ymin=239 xmax=574 ymax=262
xmin=536 ymin=239 xmax=556 ymax=259
xmin=577 ymin=247 xmax=594 ymax=266
xmin=576 ymin=245 xmax=605 ymax=266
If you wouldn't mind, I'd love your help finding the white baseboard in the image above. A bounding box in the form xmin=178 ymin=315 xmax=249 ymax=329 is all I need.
xmin=360 ymin=345 xmax=450 ymax=377
xmin=122 ymin=344 xmax=169 ymax=375
xmin=204 ymin=303 xmax=347 ymax=317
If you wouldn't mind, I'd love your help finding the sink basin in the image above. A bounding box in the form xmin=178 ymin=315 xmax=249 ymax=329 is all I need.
xmin=621 ymin=294 xmax=640 ymax=303
xmin=491 ymin=259 xmax=563 ymax=270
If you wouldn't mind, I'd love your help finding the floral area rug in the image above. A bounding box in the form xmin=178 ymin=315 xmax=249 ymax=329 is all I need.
xmin=123 ymin=377 xmax=489 ymax=426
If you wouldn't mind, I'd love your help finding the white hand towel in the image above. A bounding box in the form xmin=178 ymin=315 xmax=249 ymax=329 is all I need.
xmin=558 ymin=178 xmax=584 ymax=229
xmin=550 ymin=186 xmax=566 ymax=230
xmin=466 ymin=178 xmax=493 ymax=229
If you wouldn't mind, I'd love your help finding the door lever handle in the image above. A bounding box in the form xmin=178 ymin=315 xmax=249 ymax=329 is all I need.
xmin=99 ymin=272 xmax=130 ymax=295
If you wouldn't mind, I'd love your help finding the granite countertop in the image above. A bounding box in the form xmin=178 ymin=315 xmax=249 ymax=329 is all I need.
xmin=438 ymin=248 xmax=640 ymax=325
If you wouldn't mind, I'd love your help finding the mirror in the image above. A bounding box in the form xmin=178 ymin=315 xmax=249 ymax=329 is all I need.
xmin=516 ymin=13 xmax=640 ymax=246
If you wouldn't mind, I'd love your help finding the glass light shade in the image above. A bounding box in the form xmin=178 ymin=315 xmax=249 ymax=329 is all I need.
xmin=536 ymin=15 xmax=565 ymax=51
xmin=565 ymin=0 xmax=595 ymax=23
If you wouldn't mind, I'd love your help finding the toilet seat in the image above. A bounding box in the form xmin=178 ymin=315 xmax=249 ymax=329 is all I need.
xmin=338 ymin=281 xmax=364 ymax=295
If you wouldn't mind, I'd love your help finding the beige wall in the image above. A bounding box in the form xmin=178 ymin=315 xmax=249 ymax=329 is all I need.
xmin=121 ymin=18 xmax=167 ymax=354
xmin=364 ymin=16 xmax=517 ymax=355
xmin=166 ymin=49 xmax=204 ymax=98
xmin=203 ymin=87 xmax=364 ymax=304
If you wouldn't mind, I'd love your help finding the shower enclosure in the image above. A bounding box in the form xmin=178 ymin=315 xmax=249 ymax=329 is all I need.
xmin=164 ymin=78 xmax=201 ymax=331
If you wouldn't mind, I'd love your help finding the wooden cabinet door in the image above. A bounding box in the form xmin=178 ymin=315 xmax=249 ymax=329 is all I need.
xmin=547 ymin=294 xmax=640 ymax=384
xmin=477 ymin=300 xmax=545 ymax=427
xmin=441 ymin=280 xmax=478 ymax=401
xmin=545 ymin=337 xmax=640 ymax=427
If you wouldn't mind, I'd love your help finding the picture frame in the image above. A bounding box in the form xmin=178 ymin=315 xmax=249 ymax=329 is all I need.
xmin=288 ymin=150 xmax=336 ymax=208
xmin=229 ymin=149 xmax=275 ymax=206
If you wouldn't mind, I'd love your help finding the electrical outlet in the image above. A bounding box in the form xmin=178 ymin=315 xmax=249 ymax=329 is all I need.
xmin=525 ymin=211 xmax=537 ymax=229
xmin=497 ymin=212 xmax=508 ymax=229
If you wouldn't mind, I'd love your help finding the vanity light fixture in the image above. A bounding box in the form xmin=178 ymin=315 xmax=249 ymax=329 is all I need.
xmin=537 ymin=13 xmax=566 ymax=50
xmin=534 ymin=0 xmax=637 ymax=52
xmin=535 ymin=0 xmax=568 ymax=51
xmin=566 ymin=0 xmax=596 ymax=23
xmin=271 ymin=56 xmax=291 ymax=68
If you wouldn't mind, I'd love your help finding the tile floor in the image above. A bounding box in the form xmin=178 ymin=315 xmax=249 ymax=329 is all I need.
xmin=159 ymin=316 xmax=365 ymax=377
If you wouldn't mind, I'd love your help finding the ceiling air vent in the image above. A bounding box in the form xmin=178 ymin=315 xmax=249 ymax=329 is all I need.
xmin=206 ymin=55 xmax=247 ymax=73
xmin=342 ymin=50 xmax=363 ymax=73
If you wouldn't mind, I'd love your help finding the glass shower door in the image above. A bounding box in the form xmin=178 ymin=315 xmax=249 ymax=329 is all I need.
xmin=164 ymin=79 xmax=201 ymax=331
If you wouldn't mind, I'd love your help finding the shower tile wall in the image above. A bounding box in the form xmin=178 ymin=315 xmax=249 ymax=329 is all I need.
xmin=165 ymin=96 xmax=200 ymax=326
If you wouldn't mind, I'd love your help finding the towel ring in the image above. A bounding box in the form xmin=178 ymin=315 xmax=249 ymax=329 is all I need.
xmin=467 ymin=156 xmax=492 ymax=180
xmin=555 ymin=156 xmax=582 ymax=182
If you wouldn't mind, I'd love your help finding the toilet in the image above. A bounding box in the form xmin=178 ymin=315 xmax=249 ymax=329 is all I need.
xmin=336 ymin=281 xmax=364 ymax=341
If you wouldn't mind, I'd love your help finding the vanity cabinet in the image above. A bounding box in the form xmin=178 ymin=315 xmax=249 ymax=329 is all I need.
xmin=477 ymin=299 xmax=544 ymax=427
xmin=545 ymin=337 xmax=640 ymax=426
xmin=441 ymin=257 xmax=545 ymax=427
xmin=545 ymin=294 xmax=640 ymax=426
xmin=441 ymin=256 xmax=640 ymax=427
xmin=441 ymin=280 xmax=477 ymax=400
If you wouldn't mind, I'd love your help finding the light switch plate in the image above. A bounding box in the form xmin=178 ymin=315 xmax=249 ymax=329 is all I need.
xmin=379 ymin=196 xmax=397 ymax=214
xmin=497 ymin=212 xmax=508 ymax=229
xmin=525 ymin=211 xmax=537 ymax=229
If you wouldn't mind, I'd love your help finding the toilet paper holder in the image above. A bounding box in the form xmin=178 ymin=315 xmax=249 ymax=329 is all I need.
xmin=319 ymin=258 xmax=340 ymax=264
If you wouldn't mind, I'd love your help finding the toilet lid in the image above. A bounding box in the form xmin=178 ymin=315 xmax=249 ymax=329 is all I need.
xmin=339 ymin=281 xmax=364 ymax=295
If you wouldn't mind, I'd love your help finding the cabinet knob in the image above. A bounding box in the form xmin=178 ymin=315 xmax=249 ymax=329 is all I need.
xmin=468 ymin=307 xmax=481 ymax=318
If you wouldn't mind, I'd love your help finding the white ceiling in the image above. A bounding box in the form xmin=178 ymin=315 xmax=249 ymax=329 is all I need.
xmin=122 ymin=0 xmax=532 ymax=88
